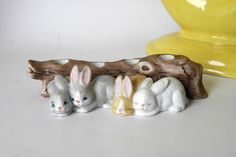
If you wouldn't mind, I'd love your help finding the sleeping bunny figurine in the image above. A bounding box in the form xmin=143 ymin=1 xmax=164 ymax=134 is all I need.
xmin=133 ymin=77 xmax=189 ymax=116
xmin=111 ymin=75 xmax=146 ymax=116
xmin=69 ymin=65 xmax=115 ymax=113
xmin=47 ymin=75 xmax=73 ymax=117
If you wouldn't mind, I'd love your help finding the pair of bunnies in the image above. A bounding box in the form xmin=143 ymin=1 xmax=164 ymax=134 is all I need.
xmin=112 ymin=74 xmax=188 ymax=116
xmin=47 ymin=65 xmax=188 ymax=117
xmin=47 ymin=65 xmax=114 ymax=117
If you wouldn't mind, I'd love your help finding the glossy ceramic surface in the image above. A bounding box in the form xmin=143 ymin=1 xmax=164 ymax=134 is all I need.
xmin=133 ymin=77 xmax=188 ymax=117
xmin=147 ymin=0 xmax=236 ymax=78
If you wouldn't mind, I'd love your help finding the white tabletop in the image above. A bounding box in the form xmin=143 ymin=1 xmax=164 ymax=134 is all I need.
xmin=0 ymin=0 xmax=236 ymax=156
xmin=0 ymin=51 xmax=236 ymax=157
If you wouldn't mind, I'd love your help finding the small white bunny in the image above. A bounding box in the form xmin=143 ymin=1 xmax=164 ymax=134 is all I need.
xmin=69 ymin=65 xmax=115 ymax=113
xmin=133 ymin=77 xmax=189 ymax=116
xmin=47 ymin=75 xmax=73 ymax=117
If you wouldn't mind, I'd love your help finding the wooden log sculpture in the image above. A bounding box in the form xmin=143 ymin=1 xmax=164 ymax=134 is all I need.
xmin=27 ymin=54 xmax=208 ymax=99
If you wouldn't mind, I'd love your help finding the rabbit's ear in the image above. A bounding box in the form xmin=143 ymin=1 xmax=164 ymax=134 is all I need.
xmin=151 ymin=78 xmax=169 ymax=95
xmin=115 ymin=75 xmax=123 ymax=97
xmin=139 ymin=78 xmax=153 ymax=89
xmin=123 ymin=76 xmax=133 ymax=98
xmin=47 ymin=81 xmax=58 ymax=95
xmin=79 ymin=65 xmax=92 ymax=86
xmin=54 ymin=75 xmax=68 ymax=91
xmin=70 ymin=65 xmax=79 ymax=84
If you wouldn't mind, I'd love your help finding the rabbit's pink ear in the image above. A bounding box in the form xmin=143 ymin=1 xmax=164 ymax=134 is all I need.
xmin=79 ymin=65 xmax=92 ymax=86
xmin=70 ymin=65 xmax=79 ymax=84
xmin=123 ymin=76 xmax=133 ymax=98
xmin=115 ymin=75 xmax=123 ymax=97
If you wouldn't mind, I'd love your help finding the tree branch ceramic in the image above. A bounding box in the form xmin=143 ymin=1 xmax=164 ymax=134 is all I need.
xmin=27 ymin=54 xmax=207 ymax=99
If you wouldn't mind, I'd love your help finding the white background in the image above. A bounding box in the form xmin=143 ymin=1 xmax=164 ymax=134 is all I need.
xmin=0 ymin=0 xmax=178 ymax=59
xmin=0 ymin=1 xmax=236 ymax=157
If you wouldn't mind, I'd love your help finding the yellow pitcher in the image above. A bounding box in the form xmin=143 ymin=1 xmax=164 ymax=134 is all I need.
xmin=147 ymin=0 xmax=236 ymax=78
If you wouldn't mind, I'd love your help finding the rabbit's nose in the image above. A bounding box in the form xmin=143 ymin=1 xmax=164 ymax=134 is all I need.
xmin=58 ymin=106 xmax=63 ymax=111
xmin=76 ymin=100 xmax=80 ymax=103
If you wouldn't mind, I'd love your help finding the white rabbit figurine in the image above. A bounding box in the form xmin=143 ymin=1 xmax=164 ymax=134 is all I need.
xmin=69 ymin=65 xmax=115 ymax=113
xmin=133 ymin=77 xmax=189 ymax=116
xmin=47 ymin=75 xmax=73 ymax=117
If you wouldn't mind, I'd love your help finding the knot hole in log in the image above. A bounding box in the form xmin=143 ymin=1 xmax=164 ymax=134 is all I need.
xmin=141 ymin=65 xmax=150 ymax=71
xmin=138 ymin=61 xmax=157 ymax=75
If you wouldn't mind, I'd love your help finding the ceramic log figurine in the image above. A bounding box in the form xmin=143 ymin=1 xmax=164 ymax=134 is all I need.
xmin=47 ymin=75 xmax=73 ymax=117
xmin=28 ymin=54 xmax=208 ymax=99
xmin=133 ymin=77 xmax=189 ymax=117
xmin=69 ymin=65 xmax=115 ymax=113
xmin=112 ymin=75 xmax=146 ymax=116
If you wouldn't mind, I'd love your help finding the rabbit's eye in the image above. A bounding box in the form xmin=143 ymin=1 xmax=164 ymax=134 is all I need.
xmin=83 ymin=96 xmax=87 ymax=101
xmin=51 ymin=102 xmax=55 ymax=108
xmin=64 ymin=101 xmax=68 ymax=105
xmin=71 ymin=97 xmax=74 ymax=101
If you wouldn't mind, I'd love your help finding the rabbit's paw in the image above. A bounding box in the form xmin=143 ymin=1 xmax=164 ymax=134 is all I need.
xmin=168 ymin=106 xmax=183 ymax=113
xmin=79 ymin=107 xmax=90 ymax=113
xmin=103 ymin=104 xmax=111 ymax=109
xmin=73 ymin=106 xmax=80 ymax=112
xmin=103 ymin=101 xmax=112 ymax=109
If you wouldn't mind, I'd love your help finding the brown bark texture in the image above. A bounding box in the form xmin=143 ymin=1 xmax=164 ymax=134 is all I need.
xmin=27 ymin=54 xmax=208 ymax=99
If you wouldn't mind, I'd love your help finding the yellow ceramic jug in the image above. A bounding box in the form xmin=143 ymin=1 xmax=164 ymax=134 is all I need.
xmin=147 ymin=0 xmax=236 ymax=78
